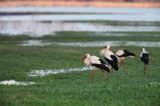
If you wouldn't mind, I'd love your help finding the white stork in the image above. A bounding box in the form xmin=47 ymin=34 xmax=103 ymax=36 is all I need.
xmin=116 ymin=49 xmax=135 ymax=68
xmin=140 ymin=48 xmax=149 ymax=75
xmin=100 ymin=45 xmax=118 ymax=71
xmin=82 ymin=53 xmax=110 ymax=80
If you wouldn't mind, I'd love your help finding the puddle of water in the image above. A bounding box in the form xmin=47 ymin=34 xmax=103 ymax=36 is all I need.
xmin=20 ymin=40 xmax=51 ymax=46
xmin=1 ymin=21 xmax=159 ymax=37
xmin=0 ymin=80 xmax=35 ymax=86
xmin=1 ymin=7 xmax=160 ymax=15
xmin=62 ymin=32 xmax=160 ymax=37
xmin=148 ymin=82 xmax=160 ymax=87
xmin=28 ymin=67 xmax=93 ymax=77
xmin=124 ymin=41 xmax=160 ymax=47
xmin=0 ymin=14 xmax=160 ymax=21
xmin=19 ymin=40 xmax=160 ymax=47
xmin=0 ymin=7 xmax=160 ymax=21
xmin=57 ymin=41 xmax=160 ymax=47
xmin=95 ymin=33 xmax=160 ymax=37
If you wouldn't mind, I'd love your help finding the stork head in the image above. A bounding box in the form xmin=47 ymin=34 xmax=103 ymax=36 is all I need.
xmin=104 ymin=45 xmax=110 ymax=49
xmin=85 ymin=53 xmax=91 ymax=58
xmin=81 ymin=53 xmax=90 ymax=62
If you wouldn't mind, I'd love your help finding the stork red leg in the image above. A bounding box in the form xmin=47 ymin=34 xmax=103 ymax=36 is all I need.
xmin=108 ymin=69 xmax=110 ymax=79
xmin=144 ymin=64 xmax=147 ymax=75
xmin=102 ymin=70 xmax=105 ymax=80
xmin=108 ymin=63 xmax=110 ymax=68
xmin=119 ymin=59 xmax=124 ymax=69
xmin=119 ymin=60 xmax=122 ymax=68
xmin=80 ymin=72 xmax=82 ymax=76
xmin=112 ymin=68 xmax=114 ymax=75
xmin=89 ymin=69 xmax=94 ymax=80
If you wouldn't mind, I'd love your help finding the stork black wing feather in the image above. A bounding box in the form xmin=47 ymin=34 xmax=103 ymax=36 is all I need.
xmin=92 ymin=64 xmax=110 ymax=73
xmin=99 ymin=59 xmax=106 ymax=64
xmin=105 ymin=55 xmax=118 ymax=71
xmin=110 ymin=55 xmax=118 ymax=65
xmin=119 ymin=50 xmax=135 ymax=57
xmin=141 ymin=53 xmax=149 ymax=65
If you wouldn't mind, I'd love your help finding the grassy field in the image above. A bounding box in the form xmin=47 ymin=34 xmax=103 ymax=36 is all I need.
xmin=0 ymin=32 xmax=160 ymax=106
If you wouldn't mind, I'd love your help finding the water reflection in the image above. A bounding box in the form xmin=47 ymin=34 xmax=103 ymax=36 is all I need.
xmin=58 ymin=41 xmax=160 ymax=47
xmin=0 ymin=80 xmax=35 ymax=86
xmin=0 ymin=14 xmax=160 ymax=21
xmin=0 ymin=22 xmax=159 ymax=37
xmin=0 ymin=7 xmax=160 ymax=14
xmin=28 ymin=67 xmax=92 ymax=77
xmin=0 ymin=7 xmax=160 ymax=21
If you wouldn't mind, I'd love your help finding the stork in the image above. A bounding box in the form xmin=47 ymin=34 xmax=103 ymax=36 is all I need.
xmin=100 ymin=45 xmax=118 ymax=72
xmin=140 ymin=48 xmax=149 ymax=75
xmin=82 ymin=53 xmax=110 ymax=80
xmin=116 ymin=49 xmax=135 ymax=68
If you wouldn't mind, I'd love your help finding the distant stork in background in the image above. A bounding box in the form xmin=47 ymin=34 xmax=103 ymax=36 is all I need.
xmin=140 ymin=48 xmax=149 ymax=75
xmin=100 ymin=45 xmax=118 ymax=72
xmin=116 ymin=49 xmax=135 ymax=68
xmin=82 ymin=53 xmax=110 ymax=80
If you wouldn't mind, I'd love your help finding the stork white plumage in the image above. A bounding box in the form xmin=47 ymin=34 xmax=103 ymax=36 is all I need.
xmin=100 ymin=45 xmax=118 ymax=71
xmin=140 ymin=48 xmax=149 ymax=75
xmin=82 ymin=53 xmax=110 ymax=80
xmin=116 ymin=49 xmax=135 ymax=68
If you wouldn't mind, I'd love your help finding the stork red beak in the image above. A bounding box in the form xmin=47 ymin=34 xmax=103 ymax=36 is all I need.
xmin=81 ymin=56 xmax=86 ymax=62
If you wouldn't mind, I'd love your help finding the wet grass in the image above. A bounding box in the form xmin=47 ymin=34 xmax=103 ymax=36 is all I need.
xmin=0 ymin=33 xmax=160 ymax=106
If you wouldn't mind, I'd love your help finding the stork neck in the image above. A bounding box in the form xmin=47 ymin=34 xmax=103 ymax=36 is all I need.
xmin=107 ymin=45 xmax=110 ymax=49
xmin=142 ymin=48 xmax=145 ymax=52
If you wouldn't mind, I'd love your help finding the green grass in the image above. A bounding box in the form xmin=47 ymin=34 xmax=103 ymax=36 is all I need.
xmin=0 ymin=32 xmax=160 ymax=106
xmin=42 ymin=31 xmax=160 ymax=42
xmin=63 ymin=20 xmax=160 ymax=26
xmin=19 ymin=20 xmax=160 ymax=26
